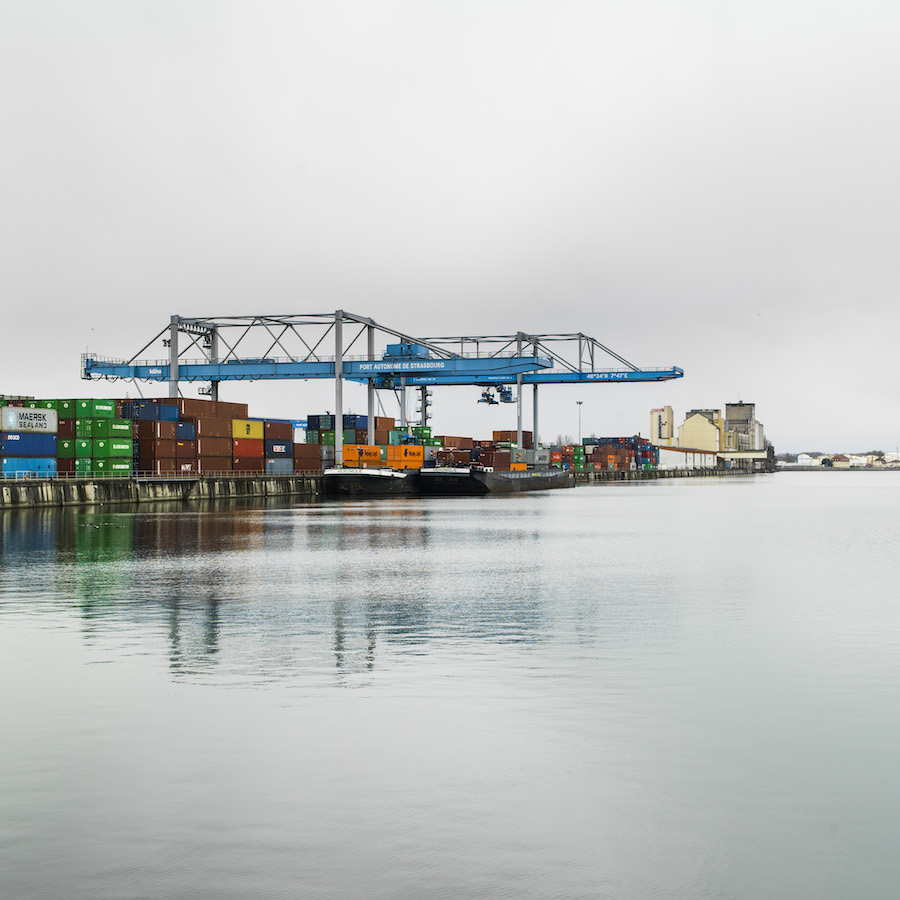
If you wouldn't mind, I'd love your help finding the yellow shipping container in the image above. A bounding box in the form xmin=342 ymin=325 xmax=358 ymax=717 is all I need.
xmin=232 ymin=419 xmax=264 ymax=440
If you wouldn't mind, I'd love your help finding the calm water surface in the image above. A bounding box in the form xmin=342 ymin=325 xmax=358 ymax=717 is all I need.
xmin=2 ymin=472 xmax=899 ymax=899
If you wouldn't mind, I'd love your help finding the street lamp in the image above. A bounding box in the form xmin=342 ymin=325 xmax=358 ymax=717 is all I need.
xmin=576 ymin=401 xmax=583 ymax=444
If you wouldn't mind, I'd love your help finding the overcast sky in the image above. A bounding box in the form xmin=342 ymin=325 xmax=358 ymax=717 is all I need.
xmin=3 ymin=1 xmax=898 ymax=452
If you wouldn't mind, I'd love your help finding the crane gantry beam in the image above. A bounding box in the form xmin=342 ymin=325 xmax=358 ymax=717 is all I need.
xmin=82 ymin=310 xmax=683 ymax=464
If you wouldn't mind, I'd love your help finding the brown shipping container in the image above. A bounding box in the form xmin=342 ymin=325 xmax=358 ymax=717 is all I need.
xmin=190 ymin=417 xmax=233 ymax=439
xmin=176 ymin=440 xmax=198 ymax=459
xmin=232 ymin=458 xmax=264 ymax=474
xmin=374 ymin=416 xmax=394 ymax=430
xmin=139 ymin=439 xmax=176 ymax=458
xmin=197 ymin=437 xmax=233 ymax=457
xmin=294 ymin=459 xmax=322 ymax=474
xmin=459 ymin=437 xmax=474 ymax=450
xmin=57 ymin=419 xmax=76 ymax=439
xmin=214 ymin=401 xmax=249 ymax=420
xmin=138 ymin=458 xmax=176 ymax=474
xmin=374 ymin=429 xmax=390 ymax=445
xmin=293 ymin=443 xmax=320 ymax=459
xmin=57 ymin=457 xmax=75 ymax=474
xmin=232 ymin=438 xmax=264 ymax=458
xmin=197 ymin=456 xmax=232 ymax=473
xmin=156 ymin=397 xmax=218 ymax=420
xmin=138 ymin=420 xmax=177 ymax=440
xmin=264 ymin=421 xmax=293 ymax=441
xmin=177 ymin=460 xmax=196 ymax=474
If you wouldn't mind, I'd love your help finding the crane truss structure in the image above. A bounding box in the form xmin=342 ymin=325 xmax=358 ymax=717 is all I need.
xmin=82 ymin=310 xmax=683 ymax=463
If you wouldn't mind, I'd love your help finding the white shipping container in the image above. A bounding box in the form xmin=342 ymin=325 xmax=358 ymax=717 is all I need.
xmin=1 ymin=407 xmax=58 ymax=434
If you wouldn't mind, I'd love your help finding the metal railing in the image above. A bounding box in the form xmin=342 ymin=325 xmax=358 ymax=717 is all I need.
xmin=0 ymin=469 xmax=323 ymax=482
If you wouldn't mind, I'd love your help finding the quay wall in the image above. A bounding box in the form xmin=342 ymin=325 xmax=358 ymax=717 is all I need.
xmin=574 ymin=468 xmax=754 ymax=484
xmin=0 ymin=475 xmax=321 ymax=509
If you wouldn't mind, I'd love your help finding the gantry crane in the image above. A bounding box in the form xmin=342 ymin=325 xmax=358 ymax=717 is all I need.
xmin=82 ymin=310 xmax=683 ymax=464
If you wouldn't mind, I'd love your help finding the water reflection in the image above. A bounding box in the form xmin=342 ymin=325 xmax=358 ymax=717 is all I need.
xmin=0 ymin=497 xmax=563 ymax=682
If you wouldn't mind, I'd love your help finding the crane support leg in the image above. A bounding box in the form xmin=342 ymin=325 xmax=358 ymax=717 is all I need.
xmin=367 ymin=325 xmax=375 ymax=446
xmin=533 ymin=384 xmax=539 ymax=448
xmin=335 ymin=311 xmax=343 ymax=467
xmin=169 ymin=315 xmax=180 ymax=399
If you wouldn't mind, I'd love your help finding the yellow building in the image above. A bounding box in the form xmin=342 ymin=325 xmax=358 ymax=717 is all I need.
xmin=677 ymin=409 xmax=723 ymax=452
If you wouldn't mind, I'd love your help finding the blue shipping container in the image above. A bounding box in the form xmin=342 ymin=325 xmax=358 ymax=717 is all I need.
xmin=176 ymin=422 xmax=197 ymax=440
xmin=1 ymin=457 xmax=57 ymax=476
xmin=157 ymin=405 xmax=179 ymax=422
xmin=264 ymin=439 xmax=291 ymax=458
xmin=265 ymin=458 xmax=293 ymax=475
xmin=122 ymin=401 xmax=159 ymax=421
xmin=0 ymin=433 xmax=58 ymax=457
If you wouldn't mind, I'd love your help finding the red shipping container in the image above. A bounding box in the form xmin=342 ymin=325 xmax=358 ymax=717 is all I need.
xmin=232 ymin=458 xmax=264 ymax=474
xmin=175 ymin=440 xmax=198 ymax=459
xmin=264 ymin=421 xmax=293 ymax=441
xmin=293 ymin=443 xmax=320 ymax=460
xmin=232 ymin=438 xmax=263 ymax=458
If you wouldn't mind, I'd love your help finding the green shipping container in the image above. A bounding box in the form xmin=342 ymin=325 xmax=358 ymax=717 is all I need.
xmin=320 ymin=431 xmax=335 ymax=445
xmin=26 ymin=400 xmax=57 ymax=411
xmin=75 ymin=439 xmax=92 ymax=458
xmin=306 ymin=430 xmax=319 ymax=444
xmin=92 ymin=418 xmax=131 ymax=439
xmin=92 ymin=458 xmax=133 ymax=476
xmin=93 ymin=438 xmax=132 ymax=459
xmin=57 ymin=439 xmax=75 ymax=459
xmin=75 ymin=458 xmax=93 ymax=474
xmin=75 ymin=419 xmax=93 ymax=438
xmin=342 ymin=429 xmax=355 ymax=444
xmin=57 ymin=399 xmax=76 ymax=418
xmin=75 ymin=399 xmax=115 ymax=418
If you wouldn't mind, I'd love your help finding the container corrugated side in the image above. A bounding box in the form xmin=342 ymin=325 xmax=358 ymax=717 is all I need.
xmin=1 ymin=407 xmax=58 ymax=434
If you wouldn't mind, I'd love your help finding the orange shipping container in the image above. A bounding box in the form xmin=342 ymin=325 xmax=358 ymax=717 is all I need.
xmin=232 ymin=438 xmax=264 ymax=458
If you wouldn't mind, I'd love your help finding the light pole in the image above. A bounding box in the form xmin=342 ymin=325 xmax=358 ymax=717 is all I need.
xmin=576 ymin=401 xmax=583 ymax=444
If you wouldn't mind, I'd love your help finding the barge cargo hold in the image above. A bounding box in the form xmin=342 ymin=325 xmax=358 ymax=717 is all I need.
xmin=322 ymin=467 xmax=417 ymax=497
xmin=415 ymin=466 xmax=574 ymax=495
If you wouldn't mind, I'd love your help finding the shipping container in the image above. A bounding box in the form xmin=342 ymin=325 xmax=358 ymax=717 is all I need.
xmin=264 ymin=421 xmax=292 ymax=441
xmin=264 ymin=439 xmax=291 ymax=458
xmin=57 ymin=457 xmax=75 ymax=475
xmin=75 ymin=439 xmax=92 ymax=458
xmin=214 ymin=401 xmax=249 ymax=419
xmin=75 ymin=399 xmax=115 ymax=418
xmin=232 ymin=438 xmax=263 ymax=458
xmin=0 ymin=433 xmax=57 ymax=457
xmin=92 ymin=458 xmax=133 ymax=476
xmin=156 ymin=397 xmax=217 ymax=419
xmin=57 ymin=419 xmax=75 ymax=439
xmin=265 ymin=458 xmax=293 ymax=475
xmin=191 ymin=417 xmax=232 ymax=439
xmin=57 ymin=438 xmax=75 ymax=459
xmin=137 ymin=420 xmax=177 ymax=440
xmin=1 ymin=457 xmax=57 ymax=477
xmin=196 ymin=437 xmax=233 ymax=457
xmin=197 ymin=456 xmax=232 ymax=473
xmin=75 ymin=458 xmax=93 ymax=474
xmin=56 ymin=399 xmax=75 ymax=418
xmin=138 ymin=439 xmax=176 ymax=458
xmin=1 ymin=407 xmax=58 ymax=434
xmin=176 ymin=421 xmax=197 ymax=441
xmin=137 ymin=457 xmax=176 ymax=475
xmin=92 ymin=438 xmax=133 ymax=459
xmin=232 ymin=458 xmax=265 ymax=474
xmin=122 ymin=401 xmax=159 ymax=421
xmin=231 ymin=419 xmax=264 ymax=440
xmin=92 ymin=418 xmax=132 ymax=439
xmin=175 ymin=440 xmax=198 ymax=459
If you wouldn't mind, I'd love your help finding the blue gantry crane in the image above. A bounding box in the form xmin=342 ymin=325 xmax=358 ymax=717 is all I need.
xmin=82 ymin=310 xmax=683 ymax=464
